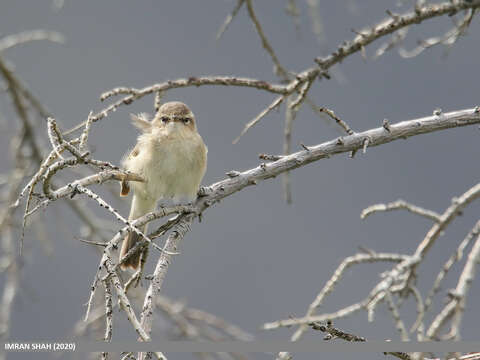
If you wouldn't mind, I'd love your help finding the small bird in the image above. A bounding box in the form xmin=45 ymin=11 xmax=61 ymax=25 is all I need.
xmin=119 ymin=101 xmax=207 ymax=270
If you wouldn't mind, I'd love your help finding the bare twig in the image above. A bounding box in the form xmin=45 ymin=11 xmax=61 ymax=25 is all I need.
xmin=232 ymin=95 xmax=286 ymax=144
xmin=318 ymin=107 xmax=354 ymax=135
xmin=84 ymin=206 xmax=192 ymax=322
xmin=0 ymin=30 xmax=64 ymax=52
xmin=63 ymin=1 xmax=480 ymax=143
xmin=426 ymin=233 xmax=480 ymax=339
xmin=385 ymin=290 xmax=409 ymax=341
xmin=264 ymin=180 xmax=480 ymax=349
xmin=101 ymin=278 xmax=113 ymax=360
xmin=315 ymin=1 xmax=480 ymax=70
xmin=245 ymin=0 xmax=289 ymax=78
xmin=139 ymin=214 xmax=195 ymax=341
xmin=282 ymin=96 xmax=297 ymax=204
xmin=422 ymin=220 xmax=480 ymax=322
xmin=399 ymin=9 xmax=477 ymax=58
xmin=216 ymin=0 xmax=245 ymax=40
xmin=263 ymin=252 xmax=407 ymax=331
xmin=309 ymin=320 xmax=411 ymax=360
xmin=309 ymin=320 xmax=366 ymax=342
xmin=361 ymin=200 xmax=442 ymax=222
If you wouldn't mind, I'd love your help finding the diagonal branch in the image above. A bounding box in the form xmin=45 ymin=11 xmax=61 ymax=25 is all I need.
xmin=197 ymin=107 xmax=480 ymax=209
xmin=138 ymin=214 xmax=195 ymax=360
xmin=117 ymin=107 xmax=478 ymax=346
xmin=216 ymin=0 xmax=245 ymax=41
xmin=315 ymin=1 xmax=480 ymax=70
xmin=262 ymin=181 xmax=480 ymax=344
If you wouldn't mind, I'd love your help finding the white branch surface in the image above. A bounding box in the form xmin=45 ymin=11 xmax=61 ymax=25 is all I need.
xmin=197 ymin=108 xmax=480 ymax=210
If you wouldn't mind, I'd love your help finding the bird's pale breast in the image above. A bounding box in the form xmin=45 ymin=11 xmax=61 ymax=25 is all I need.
xmin=124 ymin=131 xmax=206 ymax=203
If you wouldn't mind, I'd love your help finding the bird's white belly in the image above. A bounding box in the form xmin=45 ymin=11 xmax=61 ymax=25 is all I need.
xmin=130 ymin=140 xmax=202 ymax=203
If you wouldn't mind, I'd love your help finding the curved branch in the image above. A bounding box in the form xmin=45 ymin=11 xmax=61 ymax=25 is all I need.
xmin=63 ymin=1 xmax=480 ymax=137
xmin=64 ymin=74 xmax=305 ymax=135
xmin=0 ymin=30 xmax=64 ymax=52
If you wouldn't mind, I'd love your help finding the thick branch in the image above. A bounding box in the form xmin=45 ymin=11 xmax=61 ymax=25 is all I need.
xmin=197 ymin=107 xmax=480 ymax=210
xmin=129 ymin=107 xmax=479 ymax=344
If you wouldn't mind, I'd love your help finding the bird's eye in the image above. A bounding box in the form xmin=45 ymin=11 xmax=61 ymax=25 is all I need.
xmin=161 ymin=116 xmax=169 ymax=123
xmin=182 ymin=117 xmax=191 ymax=124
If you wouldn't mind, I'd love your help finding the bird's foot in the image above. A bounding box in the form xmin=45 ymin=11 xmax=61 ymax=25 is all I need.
xmin=197 ymin=186 xmax=212 ymax=197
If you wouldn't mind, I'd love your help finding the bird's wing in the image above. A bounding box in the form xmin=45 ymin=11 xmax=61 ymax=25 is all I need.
xmin=130 ymin=113 xmax=152 ymax=133
xmin=119 ymin=145 xmax=141 ymax=196
xmin=120 ymin=178 xmax=130 ymax=197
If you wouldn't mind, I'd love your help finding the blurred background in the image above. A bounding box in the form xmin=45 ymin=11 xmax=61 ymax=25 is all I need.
xmin=0 ymin=1 xmax=479 ymax=359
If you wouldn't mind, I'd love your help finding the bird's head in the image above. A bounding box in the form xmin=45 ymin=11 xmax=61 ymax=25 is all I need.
xmin=153 ymin=101 xmax=196 ymax=133
xmin=129 ymin=101 xmax=197 ymax=135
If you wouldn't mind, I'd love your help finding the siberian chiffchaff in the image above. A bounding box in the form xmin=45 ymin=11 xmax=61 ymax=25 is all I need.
xmin=119 ymin=101 xmax=207 ymax=269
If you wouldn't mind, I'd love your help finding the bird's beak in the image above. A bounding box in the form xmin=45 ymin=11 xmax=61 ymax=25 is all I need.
xmin=167 ymin=120 xmax=180 ymax=130
xmin=167 ymin=119 xmax=189 ymax=134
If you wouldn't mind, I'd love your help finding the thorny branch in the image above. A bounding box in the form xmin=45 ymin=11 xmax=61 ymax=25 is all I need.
xmin=308 ymin=321 xmax=412 ymax=360
xmin=17 ymin=77 xmax=480 ymax=355
xmin=66 ymin=0 xmax=480 ymax=209
xmin=264 ymin=181 xmax=480 ymax=359
xmin=66 ymin=0 xmax=480 ymax=141
xmin=34 ymin=103 xmax=480 ymax=354
xmin=308 ymin=321 xmax=480 ymax=360
xmin=4 ymin=2 xmax=480 ymax=359
xmin=0 ymin=30 xmax=78 ymax=359
xmin=17 ymin=84 xmax=480 ymax=357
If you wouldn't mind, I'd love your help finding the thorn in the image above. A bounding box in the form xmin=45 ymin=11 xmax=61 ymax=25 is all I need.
xmin=358 ymin=246 xmax=376 ymax=256
xmin=300 ymin=143 xmax=310 ymax=151
xmin=447 ymin=289 xmax=462 ymax=299
xmin=259 ymin=153 xmax=282 ymax=161
xmin=360 ymin=45 xmax=367 ymax=61
xmin=351 ymin=28 xmax=367 ymax=37
xmin=197 ymin=186 xmax=211 ymax=197
xmin=318 ymin=70 xmax=331 ymax=80
xmin=414 ymin=5 xmax=423 ymax=15
xmin=386 ymin=9 xmax=399 ymax=21
xmin=362 ymin=137 xmax=370 ymax=154
xmin=226 ymin=170 xmax=241 ymax=178
xmin=433 ymin=108 xmax=442 ymax=116
xmin=70 ymin=184 xmax=80 ymax=199
xmin=382 ymin=118 xmax=391 ymax=132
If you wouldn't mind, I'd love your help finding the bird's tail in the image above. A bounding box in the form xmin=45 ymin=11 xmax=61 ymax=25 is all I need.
xmin=119 ymin=195 xmax=156 ymax=270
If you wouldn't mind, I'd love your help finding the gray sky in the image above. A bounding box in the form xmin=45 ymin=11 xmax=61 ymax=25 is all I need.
xmin=1 ymin=1 xmax=479 ymax=359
